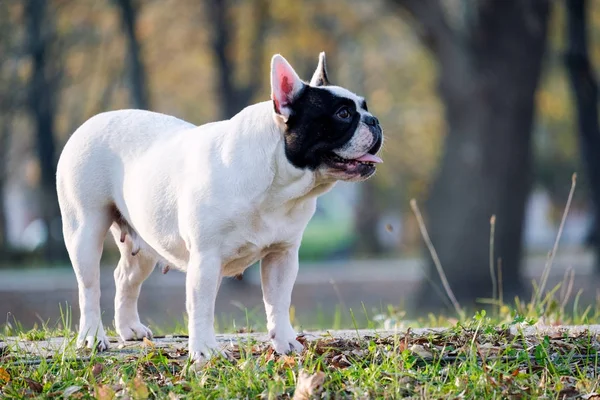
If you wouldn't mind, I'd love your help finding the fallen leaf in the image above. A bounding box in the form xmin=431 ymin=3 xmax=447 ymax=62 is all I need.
xmin=95 ymin=384 xmax=116 ymax=400
xmin=330 ymin=354 xmax=351 ymax=368
xmin=142 ymin=337 xmax=155 ymax=348
xmin=0 ymin=367 xmax=10 ymax=383
xmin=293 ymin=370 xmax=325 ymax=400
xmin=131 ymin=375 xmax=149 ymax=400
xmin=409 ymin=344 xmax=433 ymax=358
xmin=281 ymin=355 xmax=296 ymax=367
xmin=63 ymin=385 xmax=82 ymax=398
xmin=92 ymin=363 xmax=103 ymax=377
xmin=168 ymin=392 xmax=181 ymax=400
xmin=296 ymin=335 xmax=307 ymax=346
xmin=582 ymin=394 xmax=600 ymax=400
xmin=351 ymin=349 xmax=367 ymax=357
xmin=24 ymin=377 xmax=43 ymax=393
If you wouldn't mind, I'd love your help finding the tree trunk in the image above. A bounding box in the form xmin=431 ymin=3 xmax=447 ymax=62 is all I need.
xmin=26 ymin=0 xmax=65 ymax=260
xmin=207 ymin=0 xmax=267 ymax=120
xmin=0 ymin=118 xmax=8 ymax=250
xmin=564 ymin=0 xmax=600 ymax=272
xmin=116 ymin=0 xmax=150 ymax=110
xmin=207 ymin=0 xmax=238 ymax=120
xmin=392 ymin=0 xmax=550 ymax=309
xmin=355 ymin=179 xmax=385 ymax=254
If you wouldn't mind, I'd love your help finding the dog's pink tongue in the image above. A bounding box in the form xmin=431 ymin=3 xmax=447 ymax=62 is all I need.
xmin=355 ymin=154 xmax=383 ymax=163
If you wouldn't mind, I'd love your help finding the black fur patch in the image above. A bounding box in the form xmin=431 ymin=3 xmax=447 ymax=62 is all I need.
xmin=283 ymin=86 xmax=378 ymax=170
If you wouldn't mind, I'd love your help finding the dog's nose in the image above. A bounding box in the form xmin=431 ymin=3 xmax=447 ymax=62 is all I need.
xmin=364 ymin=115 xmax=379 ymax=127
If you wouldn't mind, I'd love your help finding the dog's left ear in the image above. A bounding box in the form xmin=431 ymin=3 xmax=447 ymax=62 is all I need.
xmin=271 ymin=54 xmax=305 ymax=121
xmin=310 ymin=52 xmax=330 ymax=87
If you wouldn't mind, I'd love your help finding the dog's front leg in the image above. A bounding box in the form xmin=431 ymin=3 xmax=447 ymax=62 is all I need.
xmin=186 ymin=251 xmax=222 ymax=361
xmin=261 ymin=246 xmax=304 ymax=354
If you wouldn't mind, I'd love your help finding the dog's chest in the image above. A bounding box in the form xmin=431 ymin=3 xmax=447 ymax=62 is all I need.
xmin=220 ymin=201 xmax=314 ymax=277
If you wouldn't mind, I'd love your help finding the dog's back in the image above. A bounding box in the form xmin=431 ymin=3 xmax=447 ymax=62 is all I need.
xmin=57 ymin=109 xmax=194 ymax=215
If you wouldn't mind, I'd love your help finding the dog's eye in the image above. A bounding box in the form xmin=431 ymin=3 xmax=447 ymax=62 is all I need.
xmin=336 ymin=107 xmax=351 ymax=120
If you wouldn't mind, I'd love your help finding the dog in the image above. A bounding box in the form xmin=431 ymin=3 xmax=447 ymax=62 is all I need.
xmin=56 ymin=52 xmax=383 ymax=362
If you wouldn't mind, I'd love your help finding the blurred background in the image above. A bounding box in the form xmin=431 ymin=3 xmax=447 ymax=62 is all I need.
xmin=1 ymin=0 xmax=600 ymax=331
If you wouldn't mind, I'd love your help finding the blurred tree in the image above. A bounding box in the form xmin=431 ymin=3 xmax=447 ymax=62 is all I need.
xmin=0 ymin=1 xmax=19 ymax=251
xmin=565 ymin=0 xmax=600 ymax=270
xmin=206 ymin=0 xmax=268 ymax=119
xmin=390 ymin=0 xmax=550 ymax=307
xmin=114 ymin=0 xmax=150 ymax=109
xmin=25 ymin=0 xmax=65 ymax=260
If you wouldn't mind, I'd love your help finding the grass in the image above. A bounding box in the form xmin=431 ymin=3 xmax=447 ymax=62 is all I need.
xmin=1 ymin=294 xmax=600 ymax=399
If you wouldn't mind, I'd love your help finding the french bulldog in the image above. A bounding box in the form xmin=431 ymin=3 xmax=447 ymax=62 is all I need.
xmin=56 ymin=52 xmax=383 ymax=362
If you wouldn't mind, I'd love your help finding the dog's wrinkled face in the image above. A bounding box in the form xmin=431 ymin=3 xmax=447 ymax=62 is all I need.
xmin=271 ymin=53 xmax=383 ymax=182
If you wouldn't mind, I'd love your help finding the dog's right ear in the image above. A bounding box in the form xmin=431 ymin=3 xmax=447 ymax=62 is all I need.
xmin=271 ymin=54 xmax=305 ymax=122
xmin=310 ymin=52 xmax=329 ymax=87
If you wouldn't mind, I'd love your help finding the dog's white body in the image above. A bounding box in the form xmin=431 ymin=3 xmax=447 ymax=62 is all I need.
xmin=57 ymin=100 xmax=334 ymax=358
xmin=57 ymin=54 xmax=382 ymax=361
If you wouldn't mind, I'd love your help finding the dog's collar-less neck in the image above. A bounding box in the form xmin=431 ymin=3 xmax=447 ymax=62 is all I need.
xmin=235 ymin=102 xmax=335 ymax=206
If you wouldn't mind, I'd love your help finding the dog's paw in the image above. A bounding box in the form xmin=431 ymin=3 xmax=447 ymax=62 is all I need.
xmin=77 ymin=330 xmax=110 ymax=352
xmin=189 ymin=337 xmax=225 ymax=365
xmin=116 ymin=321 xmax=153 ymax=341
xmin=270 ymin=326 xmax=304 ymax=354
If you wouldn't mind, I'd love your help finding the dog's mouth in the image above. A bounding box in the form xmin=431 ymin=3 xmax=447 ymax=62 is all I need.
xmin=323 ymin=151 xmax=383 ymax=177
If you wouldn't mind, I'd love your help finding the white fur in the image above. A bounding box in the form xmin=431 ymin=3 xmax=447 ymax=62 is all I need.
xmin=56 ymin=101 xmax=338 ymax=360
xmin=56 ymin=54 xmax=378 ymax=362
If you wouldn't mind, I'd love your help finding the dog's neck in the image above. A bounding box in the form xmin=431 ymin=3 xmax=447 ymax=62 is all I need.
xmin=233 ymin=101 xmax=336 ymax=206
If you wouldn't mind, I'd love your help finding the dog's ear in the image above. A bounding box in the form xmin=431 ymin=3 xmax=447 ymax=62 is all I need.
xmin=271 ymin=54 xmax=305 ymax=121
xmin=310 ymin=52 xmax=329 ymax=87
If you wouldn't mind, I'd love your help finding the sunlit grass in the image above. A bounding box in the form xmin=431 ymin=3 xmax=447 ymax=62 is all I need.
xmin=1 ymin=281 xmax=600 ymax=399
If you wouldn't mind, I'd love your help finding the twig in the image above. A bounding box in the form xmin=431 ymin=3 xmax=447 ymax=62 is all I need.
xmin=497 ymin=258 xmax=503 ymax=308
xmin=410 ymin=199 xmax=462 ymax=316
xmin=489 ymin=215 xmax=497 ymax=312
xmin=537 ymin=173 xmax=577 ymax=302
xmin=561 ymin=267 xmax=575 ymax=310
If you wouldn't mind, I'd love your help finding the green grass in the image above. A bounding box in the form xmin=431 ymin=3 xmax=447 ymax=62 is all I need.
xmin=2 ymin=288 xmax=600 ymax=399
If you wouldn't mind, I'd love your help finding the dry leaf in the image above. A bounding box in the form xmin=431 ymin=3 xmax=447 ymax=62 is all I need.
xmin=131 ymin=376 xmax=149 ymax=400
xmin=0 ymin=367 xmax=10 ymax=383
xmin=293 ymin=370 xmax=325 ymax=400
xmin=351 ymin=349 xmax=367 ymax=357
xmin=296 ymin=335 xmax=307 ymax=346
xmin=582 ymin=394 xmax=600 ymax=400
xmin=142 ymin=337 xmax=155 ymax=348
xmin=331 ymin=354 xmax=351 ymax=368
xmin=409 ymin=344 xmax=433 ymax=358
xmin=281 ymin=355 xmax=296 ymax=367
xmin=24 ymin=377 xmax=43 ymax=393
xmin=95 ymin=384 xmax=116 ymax=400
xmin=63 ymin=385 xmax=82 ymax=398
xmin=92 ymin=363 xmax=103 ymax=377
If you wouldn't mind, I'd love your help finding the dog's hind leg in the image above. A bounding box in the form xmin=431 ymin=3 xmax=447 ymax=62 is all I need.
xmin=110 ymin=224 xmax=154 ymax=341
xmin=62 ymin=209 xmax=112 ymax=351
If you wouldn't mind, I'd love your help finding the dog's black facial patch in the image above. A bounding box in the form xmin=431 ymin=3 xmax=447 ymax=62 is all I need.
xmin=283 ymin=86 xmax=363 ymax=170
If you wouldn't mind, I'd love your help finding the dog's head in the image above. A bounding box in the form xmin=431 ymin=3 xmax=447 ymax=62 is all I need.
xmin=271 ymin=53 xmax=383 ymax=182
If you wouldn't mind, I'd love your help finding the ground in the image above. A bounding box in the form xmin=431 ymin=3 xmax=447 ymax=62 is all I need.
xmin=2 ymin=322 xmax=600 ymax=399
